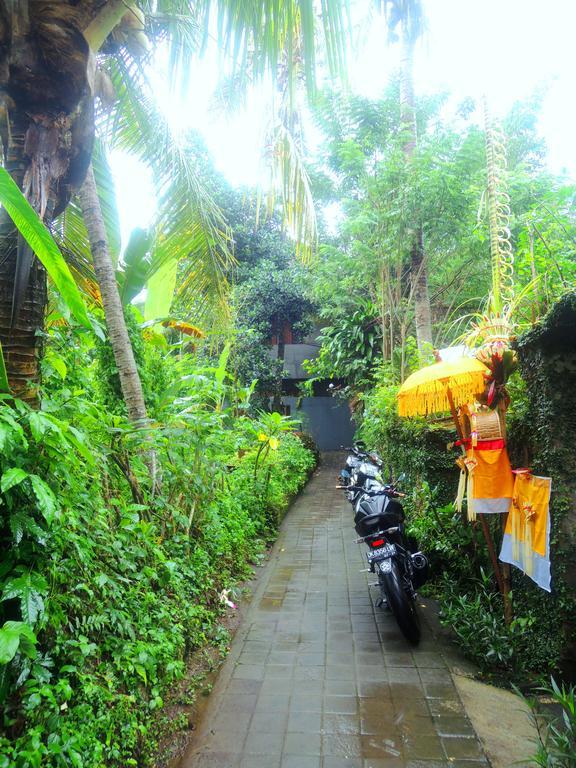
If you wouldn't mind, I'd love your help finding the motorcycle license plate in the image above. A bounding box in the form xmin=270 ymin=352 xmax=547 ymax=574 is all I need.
xmin=368 ymin=543 xmax=396 ymax=560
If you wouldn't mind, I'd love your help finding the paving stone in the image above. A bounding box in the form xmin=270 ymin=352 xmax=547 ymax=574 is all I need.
xmin=192 ymin=752 xmax=241 ymax=767
xmin=292 ymin=691 xmax=324 ymax=712
xmin=323 ymin=713 xmax=361 ymax=735
xmin=240 ymin=756 xmax=281 ymax=768
xmin=249 ymin=709 xmax=288 ymax=733
xmin=218 ymin=693 xmax=258 ymax=715
xmin=431 ymin=716 xmax=475 ymax=737
xmin=323 ymin=695 xmax=358 ymax=715
xmin=244 ymin=730 xmax=285 ymax=755
xmin=288 ymin=710 xmax=323 ymax=733
xmin=282 ymin=756 xmax=322 ymax=768
xmin=441 ymin=736 xmax=485 ymax=760
xmin=325 ymin=679 xmax=358 ymax=696
xmin=322 ymin=734 xmax=363 ymax=757
xmin=211 ymin=709 xmax=252 ymax=733
xmin=284 ymin=731 xmax=323 ymax=755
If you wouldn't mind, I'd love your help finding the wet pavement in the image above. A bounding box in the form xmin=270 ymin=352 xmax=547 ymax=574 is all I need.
xmin=180 ymin=453 xmax=489 ymax=768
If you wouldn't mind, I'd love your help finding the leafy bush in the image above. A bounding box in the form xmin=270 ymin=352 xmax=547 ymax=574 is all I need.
xmin=438 ymin=570 xmax=563 ymax=676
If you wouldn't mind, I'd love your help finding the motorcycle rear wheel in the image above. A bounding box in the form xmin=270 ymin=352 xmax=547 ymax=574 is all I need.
xmin=379 ymin=561 xmax=421 ymax=645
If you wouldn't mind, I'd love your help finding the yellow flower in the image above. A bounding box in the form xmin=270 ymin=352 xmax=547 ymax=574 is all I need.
xmin=269 ymin=437 xmax=279 ymax=450
xmin=257 ymin=432 xmax=268 ymax=442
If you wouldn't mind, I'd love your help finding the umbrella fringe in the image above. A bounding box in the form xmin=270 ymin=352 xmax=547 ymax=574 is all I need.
xmin=397 ymin=373 xmax=486 ymax=417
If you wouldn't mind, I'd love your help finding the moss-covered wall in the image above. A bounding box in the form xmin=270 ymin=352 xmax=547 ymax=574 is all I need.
xmin=511 ymin=291 xmax=576 ymax=676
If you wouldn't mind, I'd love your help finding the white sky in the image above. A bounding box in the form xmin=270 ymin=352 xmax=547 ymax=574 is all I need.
xmin=111 ymin=0 xmax=576 ymax=248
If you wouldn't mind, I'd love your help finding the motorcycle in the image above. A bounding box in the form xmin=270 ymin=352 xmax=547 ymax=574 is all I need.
xmin=339 ymin=448 xmax=429 ymax=645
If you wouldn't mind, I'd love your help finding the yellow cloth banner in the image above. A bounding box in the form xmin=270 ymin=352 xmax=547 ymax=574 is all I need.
xmin=465 ymin=440 xmax=514 ymax=520
xmin=500 ymin=473 xmax=552 ymax=592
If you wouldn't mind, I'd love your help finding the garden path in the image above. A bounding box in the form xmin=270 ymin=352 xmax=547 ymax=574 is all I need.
xmin=179 ymin=453 xmax=489 ymax=768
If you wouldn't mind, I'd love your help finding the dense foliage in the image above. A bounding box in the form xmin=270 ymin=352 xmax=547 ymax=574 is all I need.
xmin=0 ymin=322 xmax=316 ymax=767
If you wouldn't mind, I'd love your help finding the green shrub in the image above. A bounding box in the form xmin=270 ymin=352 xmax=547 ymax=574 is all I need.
xmin=439 ymin=570 xmax=564 ymax=678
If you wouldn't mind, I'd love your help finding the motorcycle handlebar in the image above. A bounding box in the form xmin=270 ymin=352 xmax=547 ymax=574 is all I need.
xmin=343 ymin=485 xmax=404 ymax=498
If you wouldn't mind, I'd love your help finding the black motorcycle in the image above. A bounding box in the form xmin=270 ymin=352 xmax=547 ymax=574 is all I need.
xmin=340 ymin=449 xmax=429 ymax=645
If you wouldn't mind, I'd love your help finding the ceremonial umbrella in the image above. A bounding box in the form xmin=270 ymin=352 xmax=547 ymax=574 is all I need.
xmin=397 ymin=357 xmax=489 ymax=437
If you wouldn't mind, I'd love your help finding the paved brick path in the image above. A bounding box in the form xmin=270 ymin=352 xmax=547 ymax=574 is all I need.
xmin=180 ymin=454 xmax=488 ymax=768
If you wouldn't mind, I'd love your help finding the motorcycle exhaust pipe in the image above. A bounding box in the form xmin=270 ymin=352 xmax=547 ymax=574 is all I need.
xmin=411 ymin=552 xmax=428 ymax=570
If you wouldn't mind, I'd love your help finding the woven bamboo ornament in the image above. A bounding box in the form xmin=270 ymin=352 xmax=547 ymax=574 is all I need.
xmin=462 ymin=405 xmax=503 ymax=444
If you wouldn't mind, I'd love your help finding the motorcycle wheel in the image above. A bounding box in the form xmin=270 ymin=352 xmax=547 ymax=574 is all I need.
xmin=379 ymin=561 xmax=421 ymax=645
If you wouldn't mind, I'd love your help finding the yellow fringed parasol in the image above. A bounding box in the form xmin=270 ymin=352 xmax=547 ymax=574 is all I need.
xmin=397 ymin=357 xmax=489 ymax=418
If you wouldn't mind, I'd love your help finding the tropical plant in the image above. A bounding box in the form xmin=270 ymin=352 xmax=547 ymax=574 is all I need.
xmin=303 ymin=298 xmax=384 ymax=395
xmin=527 ymin=679 xmax=576 ymax=768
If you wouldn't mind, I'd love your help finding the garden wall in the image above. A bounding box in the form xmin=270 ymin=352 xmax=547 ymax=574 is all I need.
xmin=510 ymin=291 xmax=576 ymax=677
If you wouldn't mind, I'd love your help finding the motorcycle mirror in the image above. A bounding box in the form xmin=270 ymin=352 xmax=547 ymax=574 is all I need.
xmin=397 ymin=472 xmax=406 ymax=484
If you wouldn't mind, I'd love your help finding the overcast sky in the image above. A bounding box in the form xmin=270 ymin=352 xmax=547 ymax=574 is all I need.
xmin=111 ymin=0 xmax=576 ymax=248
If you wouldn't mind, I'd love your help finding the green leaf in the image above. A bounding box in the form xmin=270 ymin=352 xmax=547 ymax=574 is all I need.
xmin=215 ymin=342 xmax=231 ymax=387
xmin=28 ymin=412 xmax=48 ymax=441
xmin=2 ymin=571 xmax=47 ymax=625
xmin=67 ymin=426 xmax=96 ymax=466
xmin=144 ymin=255 xmax=178 ymax=321
xmin=1 ymin=467 xmax=28 ymax=493
xmin=118 ymin=227 xmax=152 ymax=305
xmin=0 ymin=621 xmax=37 ymax=664
xmin=0 ymin=343 xmax=8 ymax=393
xmin=0 ymin=422 xmax=9 ymax=452
xmin=45 ymin=351 xmax=67 ymax=380
xmin=29 ymin=475 xmax=58 ymax=524
xmin=0 ymin=168 xmax=92 ymax=330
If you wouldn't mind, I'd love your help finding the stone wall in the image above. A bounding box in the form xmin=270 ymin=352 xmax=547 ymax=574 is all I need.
xmin=513 ymin=292 xmax=576 ymax=676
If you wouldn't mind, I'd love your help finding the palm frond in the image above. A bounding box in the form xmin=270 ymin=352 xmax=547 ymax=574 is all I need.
xmin=100 ymin=53 xmax=234 ymax=314
xmin=195 ymin=0 xmax=351 ymax=94
xmin=265 ymin=120 xmax=317 ymax=262
xmin=145 ymin=8 xmax=202 ymax=96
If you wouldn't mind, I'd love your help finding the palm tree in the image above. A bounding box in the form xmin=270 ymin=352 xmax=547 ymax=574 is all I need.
xmin=0 ymin=1 xmax=350 ymax=397
xmin=380 ymin=0 xmax=433 ymax=354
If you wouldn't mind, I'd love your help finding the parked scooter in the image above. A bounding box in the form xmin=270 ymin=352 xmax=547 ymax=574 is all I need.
xmin=339 ymin=447 xmax=429 ymax=645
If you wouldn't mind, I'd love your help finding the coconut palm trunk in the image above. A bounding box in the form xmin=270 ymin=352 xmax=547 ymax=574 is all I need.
xmin=79 ymin=163 xmax=148 ymax=425
xmin=0 ymin=1 xmax=134 ymax=393
xmin=0 ymin=113 xmax=48 ymax=397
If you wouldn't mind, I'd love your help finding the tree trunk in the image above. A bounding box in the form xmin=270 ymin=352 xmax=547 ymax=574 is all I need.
xmin=0 ymin=112 xmax=47 ymax=399
xmin=272 ymin=320 xmax=285 ymax=413
xmin=0 ymin=2 xmax=139 ymax=394
xmin=79 ymin=163 xmax=148 ymax=426
xmin=399 ymin=35 xmax=433 ymax=353
xmin=411 ymin=229 xmax=432 ymax=352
